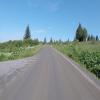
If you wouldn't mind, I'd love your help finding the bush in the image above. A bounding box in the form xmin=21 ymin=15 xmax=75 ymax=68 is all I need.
xmin=79 ymin=51 xmax=100 ymax=78
xmin=0 ymin=54 xmax=7 ymax=61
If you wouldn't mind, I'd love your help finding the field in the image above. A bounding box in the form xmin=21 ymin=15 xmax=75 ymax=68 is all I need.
xmin=54 ymin=41 xmax=100 ymax=78
xmin=0 ymin=45 xmax=42 ymax=61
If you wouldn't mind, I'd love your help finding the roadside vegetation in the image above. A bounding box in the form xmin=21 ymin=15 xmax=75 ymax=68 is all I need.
xmin=53 ymin=24 xmax=100 ymax=78
xmin=0 ymin=23 xmax=100 ymax=79
xmin=0 ymin=25 xmax=42 ymax=61
xmin=54 ymin=42 xmax=100 ymax=78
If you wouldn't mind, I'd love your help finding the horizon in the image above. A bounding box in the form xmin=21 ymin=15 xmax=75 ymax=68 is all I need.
xmin=0 ymin=0 xmax=100 ymax=42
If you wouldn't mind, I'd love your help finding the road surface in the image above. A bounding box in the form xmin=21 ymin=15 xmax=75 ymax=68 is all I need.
xmin=0 ymin=45 xmax=100 ymax=100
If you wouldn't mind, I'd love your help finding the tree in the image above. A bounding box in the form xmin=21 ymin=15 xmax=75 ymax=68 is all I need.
xmin=58 ymin=39 xmax=62 ymax=44
xmin=50 ymin=37 xmax=53 ymax=44
xmin=83 ymin=28 xmax=88 ymax=41
xmin=90 ymin=35 xmax=95 ymax=41
xmin=23 ymin=25 xmax=32 ymax=47
xmin=96 ymin=35 xmax=99 ymax=41
xmin=23 ymin=39 xmax=31 ymax=47
xmin=67 ymin=38 xmax=70 ymax=42
xmin=24 ymin=25 xmax=31 ymax=40
xmin=87 ymin=34 xmax=91 ymax=41
xmin=32 ymin=39 xmax=39 ymax=45
xmin=43 ymin=37 xmax=47 ymax=44
xmin=75 ymin=24 xmax=88 ymax=42
xmin=75 ymin=24 xmax=84 ymax=42
xmin=13 ymin=40 xmax=23 ymax=47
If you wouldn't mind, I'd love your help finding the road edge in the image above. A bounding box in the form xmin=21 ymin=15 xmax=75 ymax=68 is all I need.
xmin=52 ymin=46 xmax=100 ymax=91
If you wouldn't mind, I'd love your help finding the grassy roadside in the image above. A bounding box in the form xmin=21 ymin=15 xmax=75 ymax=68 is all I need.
xmin=0 ymin=45 xmax=42 ymax=62
xmin=53 ymin=41 xmax=100 ymax=78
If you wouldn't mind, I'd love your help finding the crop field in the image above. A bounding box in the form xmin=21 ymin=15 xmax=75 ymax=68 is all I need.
xmin=54 ymin=41 xmax=100 ymax=78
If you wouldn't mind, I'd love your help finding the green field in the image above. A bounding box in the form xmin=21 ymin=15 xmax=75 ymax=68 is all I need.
xmin=54 ymin=41 xmax=100 ymax=78
xmin=0 ymin=45 xmax=42 ymax=61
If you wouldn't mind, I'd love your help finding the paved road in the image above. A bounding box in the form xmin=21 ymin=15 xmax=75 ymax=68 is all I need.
xmin=0 ymin=45 xmax=100 ymax=100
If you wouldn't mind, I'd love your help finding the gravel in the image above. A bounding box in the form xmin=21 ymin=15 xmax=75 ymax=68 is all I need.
xmin=0 ymin=56 xmax=37 ymax=90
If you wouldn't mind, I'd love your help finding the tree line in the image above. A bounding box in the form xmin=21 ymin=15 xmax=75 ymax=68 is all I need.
xmin=75 ymin=23 xmax=99 ymax=42
xmin=0 ymin=24 xmax=99 ymax=48
xmin=43 ymin=23 xmax=99 ymax=44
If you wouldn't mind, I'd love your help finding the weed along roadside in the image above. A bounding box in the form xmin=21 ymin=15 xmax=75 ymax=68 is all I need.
xmin=0 ymin=45 xmax=42 ymax=62
xmin=53 ymin=41 xmax=100 ymax=78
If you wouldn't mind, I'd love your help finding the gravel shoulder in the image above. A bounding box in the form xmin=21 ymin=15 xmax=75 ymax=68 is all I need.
xmin=0 ymin=55 xmax=38 ymax=92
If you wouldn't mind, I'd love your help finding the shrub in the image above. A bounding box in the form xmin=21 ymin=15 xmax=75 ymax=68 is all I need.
xmin=79 ymin=51 xmax=100 ymax=78
xmin=0 ymin=54 xmax=6 ymax=61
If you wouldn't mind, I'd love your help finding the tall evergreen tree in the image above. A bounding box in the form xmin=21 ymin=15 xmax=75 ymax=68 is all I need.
xmin=43 ymin=37 xmax=47 ymax=44
xmin=83 ymin=28 xmax=88 ymax=41
xmin=75 ymin=24 xmax=83 ymax=41
xmin=75 ymin=24 xmax=88 ymax=42
xmin=59 ymin=39 xmax=62 ymax=43
xmin=90 ymin=35 xmax=95 ymax=40
xmin=96 ymin=35 xmax=99 ymax=41
xmin=87 ymin=34 xmax=91 ymax=41
xmin=24 ymin=25 xmax=31 ymax=40
xmin=50 ymin=37 xmax=53 ymax=44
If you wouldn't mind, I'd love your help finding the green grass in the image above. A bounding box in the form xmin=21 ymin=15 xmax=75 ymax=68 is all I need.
xmin=53 ymin=41 xmax=100 ymax=78
xmin=0 ymin=45 xmax=42 ymax=61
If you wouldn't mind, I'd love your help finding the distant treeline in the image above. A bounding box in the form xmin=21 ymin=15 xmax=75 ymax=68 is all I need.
xmin=0 ymin=24 xmax=99 ymax=47
xmin=43 ymin=23 xmax=99 ymax=44
xmin=75 ymin=23 xmax=99 ymax=42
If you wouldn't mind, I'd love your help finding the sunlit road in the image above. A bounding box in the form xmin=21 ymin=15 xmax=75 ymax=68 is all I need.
xmin=0 ymin=45 xmax=100 ymax=100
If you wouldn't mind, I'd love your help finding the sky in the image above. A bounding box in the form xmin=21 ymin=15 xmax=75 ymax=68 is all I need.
xmin=0 ymin=0 xmax=100 ymax=42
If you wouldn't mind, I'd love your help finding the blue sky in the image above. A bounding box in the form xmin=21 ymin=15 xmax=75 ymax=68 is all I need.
xmin=0 ymin=0 xmax=100 ymax=42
